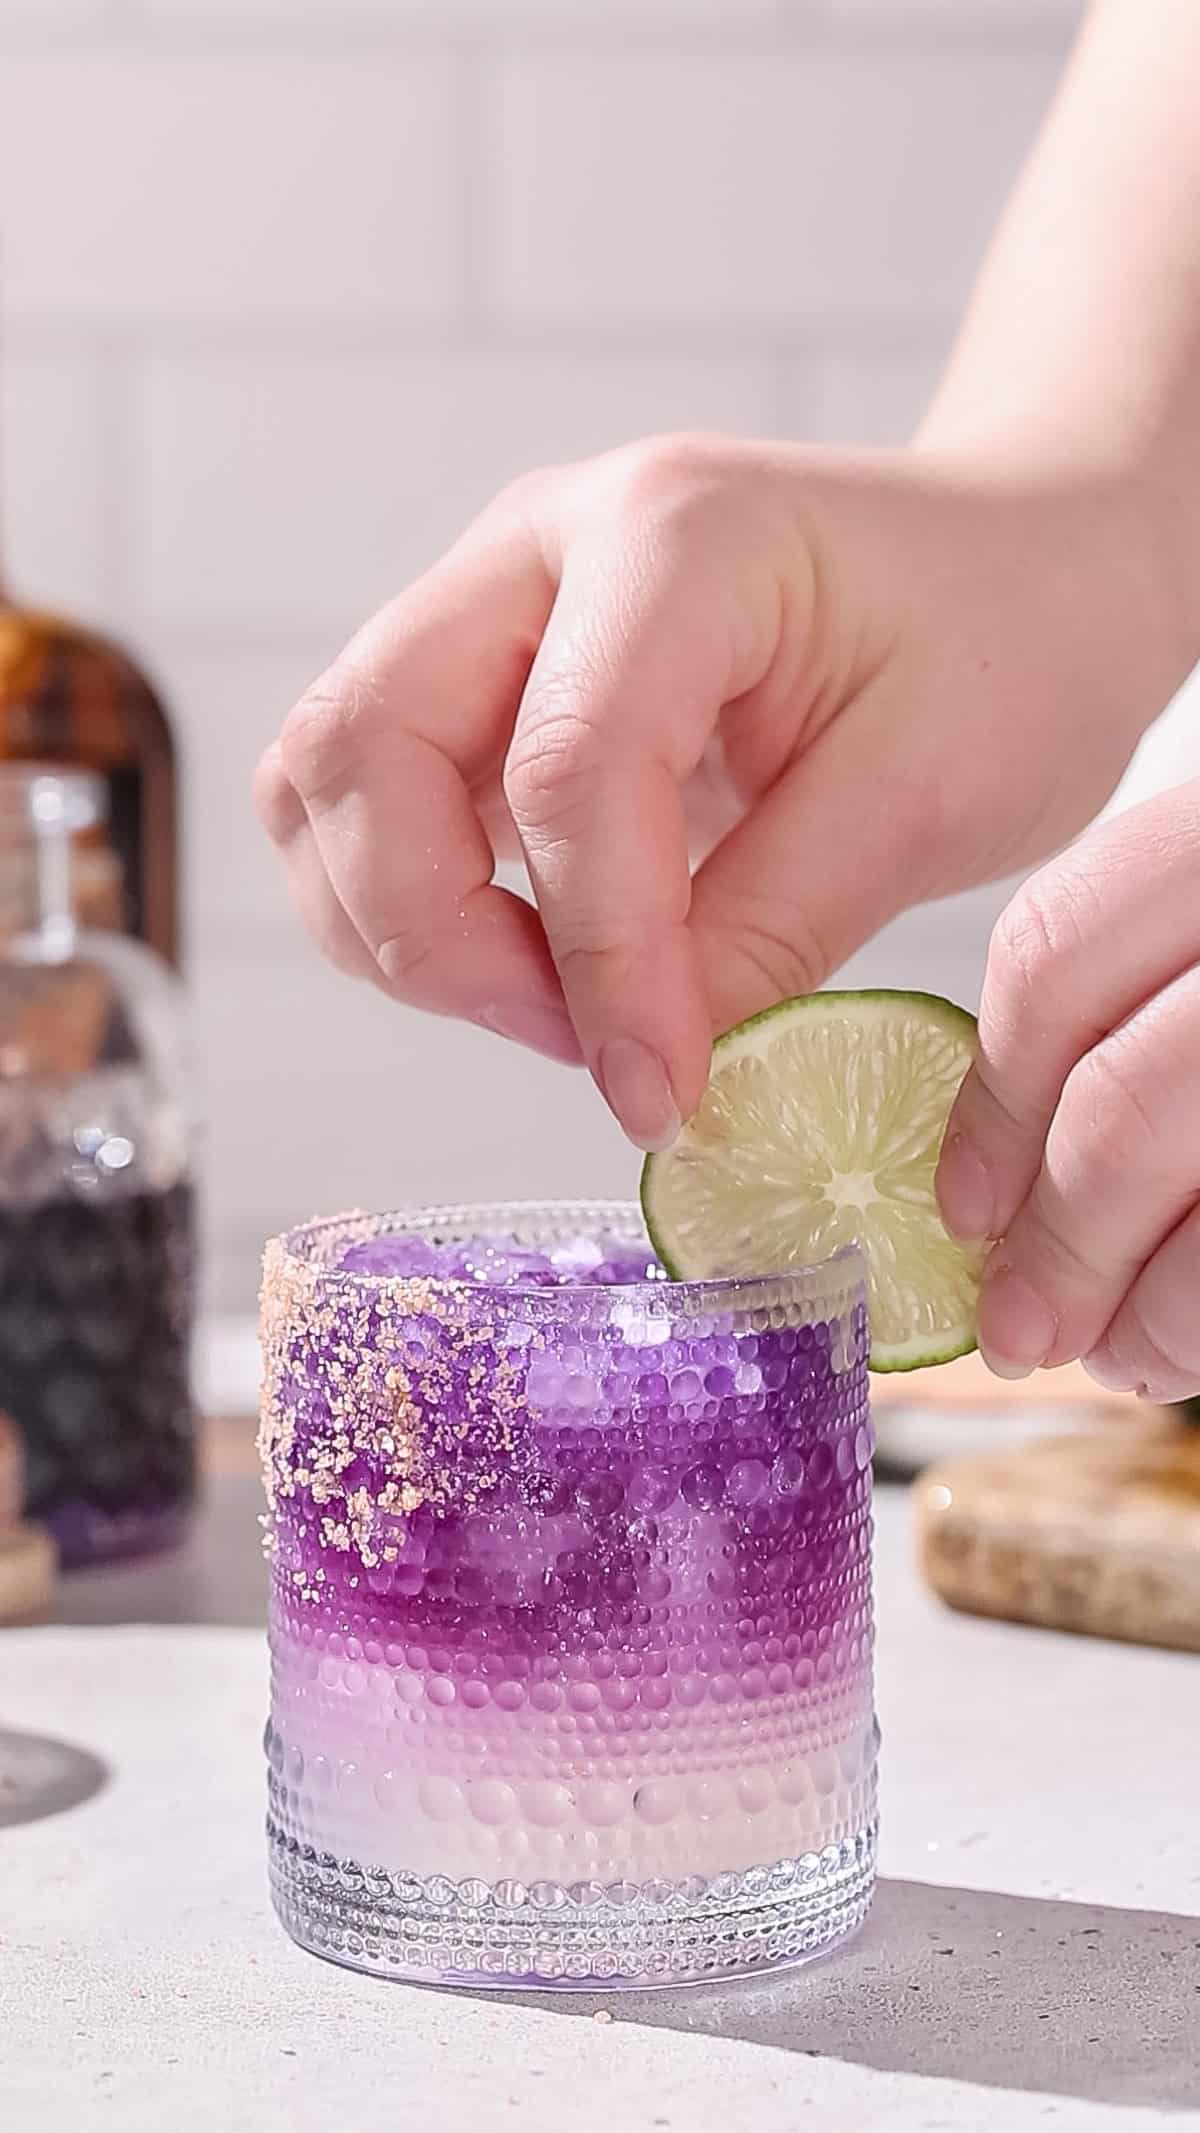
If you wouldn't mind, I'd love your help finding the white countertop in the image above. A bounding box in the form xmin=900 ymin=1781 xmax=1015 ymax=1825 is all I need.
xmin=3 ymin=1447 xmax=1198 ymax=2133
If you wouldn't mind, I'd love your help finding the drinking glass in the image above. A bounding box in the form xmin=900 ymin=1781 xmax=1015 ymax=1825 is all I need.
xmin=261 ymin=1202 xmax=877 ymax=1988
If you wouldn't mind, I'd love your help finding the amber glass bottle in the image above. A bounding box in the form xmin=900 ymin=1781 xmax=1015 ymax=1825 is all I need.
xmin=0 ymin=603 xmax=179 ymax=966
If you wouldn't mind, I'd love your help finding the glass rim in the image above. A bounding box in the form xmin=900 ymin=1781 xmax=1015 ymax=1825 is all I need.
xmin=271 ymin=1199 xmax=867 ymax=1308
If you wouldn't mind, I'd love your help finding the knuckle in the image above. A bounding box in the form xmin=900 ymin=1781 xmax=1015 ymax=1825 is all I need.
xmin=987 ymin=866 xmax=1096 ymax=1030
xmin=487 ymin=462 xmax=558 ymax=527
xmin=1017 ymin=1188 xmax=1107 ymax=1295
xmin=1127 ymin=1297 xmax=1192 ymax=1381
xmin=278 ymin=673 xmax=367 ymax=803
xmin=503 ymin=701 xmax=605 ymax=837
xmin=308 ymin=905 xmax=368 ymax=980
xmin=1062 ymin=1029 xmax=1161 ymax=1169
xmin=553 ymin=915 xmax=657 ymax=974
xmin=1106 ymin=1298 xmax=1195 ymax=1394
xmin=374 ymin=927 xmax=436 ymax=993
xmin=607 ymin=430 xmax=736 ymax=520
xmin=717 ymin=899 xmax=830 ymax=1004
xmin=252 ymin=742 xmax=297 ymax=839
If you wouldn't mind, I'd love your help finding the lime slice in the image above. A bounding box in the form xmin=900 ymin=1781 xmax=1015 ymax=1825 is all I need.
xmin=641 ymin=989 xmax=985 ymax=1372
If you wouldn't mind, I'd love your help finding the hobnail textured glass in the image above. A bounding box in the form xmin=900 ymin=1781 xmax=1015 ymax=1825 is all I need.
xmin=260 ymin=1202 xmax=878 ymax=1989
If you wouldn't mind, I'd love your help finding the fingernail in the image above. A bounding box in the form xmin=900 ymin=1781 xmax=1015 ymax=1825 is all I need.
xmin=477 ymin=1000 xmax=584 ymax=1066
xmin=937 ymin=1130 xmax=994 ymax=1242
xmin=598 ymin=1038 xmax=681 ymax=1154
xmin=977 ymin=1263 xmax=1058 ymax=1380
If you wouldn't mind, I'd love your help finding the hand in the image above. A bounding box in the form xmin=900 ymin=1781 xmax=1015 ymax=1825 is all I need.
xmin=255 ymin=432 xmax=1181 ymax=1150
xmin=938 ymin=781 xmax=1200 ymax=1400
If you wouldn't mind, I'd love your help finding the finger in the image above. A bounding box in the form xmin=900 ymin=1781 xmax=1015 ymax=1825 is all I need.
xmin=254 ymin=746 xmax=381 ymax=982
xmin=975 ymin=965 xmax=1200 ymax=1379
xmin=938 ymin=783 xmax=1200 ymax=1244
xmin=254 ymin=737 xmax=305 ymax=845
xmin=504 ymin=529 xmax=757 ymax=1147
xmin=689 ymin=678 xmax=934 ymax=1033
xmin=275 ymin=506 xmax=583 ymax=1063
xmin=1085 ymin=1199 xmax=1200 ymax=1402
xmin=289 ymin=707 xmax=582 ymax=1058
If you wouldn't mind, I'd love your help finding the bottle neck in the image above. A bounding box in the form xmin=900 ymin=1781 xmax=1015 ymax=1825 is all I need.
xmin=34 ymin=802 xmax=78 ymax=958
xmin=0 ymin=770 xmax=104 ymax=959
xmin=0 ymin=824 xmax=77 ymax=960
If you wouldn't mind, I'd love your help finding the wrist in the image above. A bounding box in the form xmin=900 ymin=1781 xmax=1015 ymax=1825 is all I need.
xmin=911 ymin=426 xmax=1200 ymax=748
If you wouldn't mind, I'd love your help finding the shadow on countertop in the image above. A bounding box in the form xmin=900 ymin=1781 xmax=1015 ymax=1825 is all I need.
xmin=493 ymin=1877 xmax=1200 ymax=2112
xmin=0 ymin=1726 xmax=108 ymax=1827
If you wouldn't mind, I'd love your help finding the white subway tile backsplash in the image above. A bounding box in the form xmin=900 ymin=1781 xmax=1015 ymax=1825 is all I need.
xmin=135 ymin=347 xmax=774 ymax=632
xmin=0 ymin=55 xmax=459 ymax=323
xmin=0 ymin=0 xmax=110 ymax=26
xmin=139 ymin=0 xmax=780 ymax=22
xmin=155 ymin=642 xmax=321 ymax=950
xmin=1 ymin=349 xmax=113 ymax=621
xmin=824 ymin=0 xmax=1080 ymax=32
xmin=196 ymin=937 xmax=633 ymax=1313
xmin=487 ymin=49 xmax=1058 ymax=329
xmin=0 ymin=5 xmax=1052 ymax=1305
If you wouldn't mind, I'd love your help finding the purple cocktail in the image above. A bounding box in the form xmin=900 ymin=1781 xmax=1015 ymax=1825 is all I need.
xmin=260 ymin=1202 xmax=877 ymax=1987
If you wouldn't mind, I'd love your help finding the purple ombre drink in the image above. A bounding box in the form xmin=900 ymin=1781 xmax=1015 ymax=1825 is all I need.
xmin=260 ymin=1203 xmax=877 ymax=1987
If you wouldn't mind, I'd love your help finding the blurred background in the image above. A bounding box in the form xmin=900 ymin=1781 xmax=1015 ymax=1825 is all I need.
xmin=7 ymin=0 xmax=1188 ymax=1408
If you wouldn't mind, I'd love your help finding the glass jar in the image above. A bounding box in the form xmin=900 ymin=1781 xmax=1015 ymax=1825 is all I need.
xmin=0 ymin=766 xmax=196 ymax=1566
xmin=261 ymin=1203 xmax=877 ymax=1989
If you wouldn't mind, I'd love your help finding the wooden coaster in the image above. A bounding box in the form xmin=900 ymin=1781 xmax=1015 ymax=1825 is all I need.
xmin=870 ymin=1353 xmax=1148 ymax=1476
xmin=0 ymin=1411 xmax=23 ymax=1529
xmin=871 ymin=1350 xmax=1148 ymax=1422
xmin=916 ymin=1422 xmax=1200 ymax=1652
xmin=0 ymin=1523 xmax=57 ymax=1625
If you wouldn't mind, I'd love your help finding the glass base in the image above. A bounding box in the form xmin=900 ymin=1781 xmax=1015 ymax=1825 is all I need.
xmin=267 ymin=1817 xmax=877 ymax=1990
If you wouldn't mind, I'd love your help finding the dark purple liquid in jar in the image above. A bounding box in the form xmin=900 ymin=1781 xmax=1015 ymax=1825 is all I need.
xmin=0 ymin=1179 xmax=196 ymax=1565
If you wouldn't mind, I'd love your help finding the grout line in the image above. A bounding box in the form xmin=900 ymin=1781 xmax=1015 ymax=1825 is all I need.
xmin=90 ymin=333 xmax=142 ymax=622
xmin=0 ymin=6 xmax=1082 ymax=61
xmin=789 ymin=0 xmax=1081 ymax=51
xmin=137 ymin=620 xmax=354 ymax=660
xmin=452 ymin=37 xmax=491 ymax=333
xmin=0 ymin=19 xmax=808 ymax=60
xmin=0 ymin=314 xmax=963 ymax=363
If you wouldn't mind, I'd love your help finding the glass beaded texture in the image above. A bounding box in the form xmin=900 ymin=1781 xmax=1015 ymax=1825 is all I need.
xmin=261 ymin=1203 xmax=878 ymax=1989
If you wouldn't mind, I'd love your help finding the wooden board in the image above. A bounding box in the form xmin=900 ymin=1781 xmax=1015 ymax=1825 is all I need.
xmin=0 ymin=1523 xmax=56 ymax=1625
xmin=915 ymin=1422 xmax=1200 ymax=1652
xmin=0 ymin=1412 xmax=23 ymax=1530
